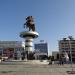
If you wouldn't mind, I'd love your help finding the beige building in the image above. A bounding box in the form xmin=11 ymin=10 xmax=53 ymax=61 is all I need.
xmin=59 ymin=38 xmax=75 ymax=62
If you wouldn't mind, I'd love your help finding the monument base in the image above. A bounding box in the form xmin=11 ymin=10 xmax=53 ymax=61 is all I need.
xmin=20 ymin=31 xmax=39 ymax=60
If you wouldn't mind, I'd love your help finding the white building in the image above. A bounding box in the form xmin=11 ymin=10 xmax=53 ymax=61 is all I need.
xmin=52 ymin=51 xmax=59 ymax=60
xmin=0 ymin=41 xmax=24 ymax=58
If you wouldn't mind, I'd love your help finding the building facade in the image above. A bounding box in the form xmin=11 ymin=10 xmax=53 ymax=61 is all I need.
xmin=52 ymin=51 xmax=59 ymax=60
xmin=34 ymin=43 xmax=48 ymax=53
xmin=0 ymin=41 xmax=24 ymax=58
xmin=34 ymin=42 xmax=48 ymax=59
xmin=59 ymin=38 xmax=75 ymax=62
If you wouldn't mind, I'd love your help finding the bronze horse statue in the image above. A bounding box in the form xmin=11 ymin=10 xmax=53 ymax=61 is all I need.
xmin=24 ymin=16 xmax=35 ymax=31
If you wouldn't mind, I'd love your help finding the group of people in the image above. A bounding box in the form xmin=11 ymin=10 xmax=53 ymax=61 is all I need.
xmin=49 ymin=53 xmax=69 ymax=65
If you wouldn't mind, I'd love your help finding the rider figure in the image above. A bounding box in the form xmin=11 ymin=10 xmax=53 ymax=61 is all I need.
xmin=24 ymin=16 xmax=35 ymax=31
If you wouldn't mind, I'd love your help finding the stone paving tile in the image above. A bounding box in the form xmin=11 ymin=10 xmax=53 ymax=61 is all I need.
xmin=26 ymin=72 xmax=50 ymax=75
xmin=0 ymin=64 xmax=75 ymax=75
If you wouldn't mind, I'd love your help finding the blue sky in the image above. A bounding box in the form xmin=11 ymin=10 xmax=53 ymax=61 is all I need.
xmin=0 ymin=0 xmax=75 ymax=55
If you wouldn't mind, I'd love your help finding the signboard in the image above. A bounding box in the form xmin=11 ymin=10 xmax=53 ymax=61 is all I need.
xmin=3 ymin=48 xmax=14 ymax=58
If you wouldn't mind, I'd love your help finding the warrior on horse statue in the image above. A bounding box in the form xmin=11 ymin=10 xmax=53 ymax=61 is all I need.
xmin=24 ymin=16 xmax=35 ymax=31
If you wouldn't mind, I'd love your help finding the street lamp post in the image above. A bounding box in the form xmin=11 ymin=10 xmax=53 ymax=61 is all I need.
xmin=67 ymin=36 xmax=75 ymax=74
xmin=69 ymin=37 xmax=73 ymax=71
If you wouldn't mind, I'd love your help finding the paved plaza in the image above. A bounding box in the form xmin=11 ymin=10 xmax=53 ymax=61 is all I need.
xmin=0 ymin=62 xmax=75 ymax=75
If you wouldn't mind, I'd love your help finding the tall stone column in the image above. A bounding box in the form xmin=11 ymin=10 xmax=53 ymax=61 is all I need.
xmin=25 ymin=37 xmax=33 ymax=52
xmin=20 ymin=31 xmax=39 ymax=60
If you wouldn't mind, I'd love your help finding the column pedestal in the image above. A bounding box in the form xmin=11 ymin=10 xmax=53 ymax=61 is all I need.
xmin=20 ymin=31 xmax=39 ymax=60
